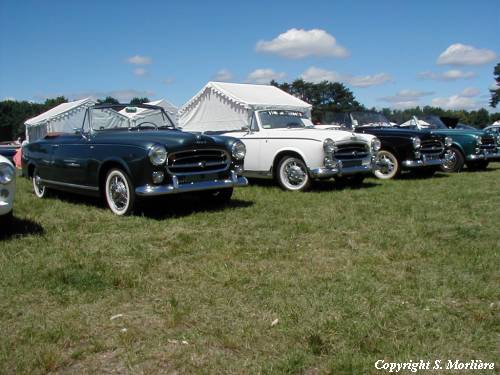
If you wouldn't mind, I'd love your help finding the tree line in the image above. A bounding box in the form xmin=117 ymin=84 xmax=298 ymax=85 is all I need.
xmin=1 ymin=63 xmax=498 ymax=141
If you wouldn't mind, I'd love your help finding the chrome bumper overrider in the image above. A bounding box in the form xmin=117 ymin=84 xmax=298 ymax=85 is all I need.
xmin=136 ymin=171 xmax=248 ymax=196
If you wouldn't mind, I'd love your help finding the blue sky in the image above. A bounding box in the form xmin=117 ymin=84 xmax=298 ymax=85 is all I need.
xmin=0 ymin=0 xmax=498 ymax=111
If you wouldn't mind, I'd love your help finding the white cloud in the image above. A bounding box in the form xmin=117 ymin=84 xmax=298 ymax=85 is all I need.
xmin=246 ymin=68 xmax=286 ymax=84
xmin=163 ymin=78 xmax=175 ymax=85
xmin=2 ymin=96 xmax=15 ymax=101
xmin=431 ymin=95 xmax=478 ymax=110
xmin=256 ymin=28 xmax=349 ymax=59
xmin=300 ymin=66 xmax=392 ymax=87
xmin=133 ymin=67 xmax=147 ymax=77
xmin=437 ymin=43 xmax=496 ymax=65
xmin=460 ymin=87 xmax=480 ymax=97
xmin=379 ymin=89 xmax=434 ymax=109
xmin=418 ymin=69 xmax=477 ymax=81
xmin=349 ymin=73 xmax=392 ymax=88
xmin=127 ymin=55 xmax=152 ymax=65
xmin=212 ymin=69 xmax=234 ymax=82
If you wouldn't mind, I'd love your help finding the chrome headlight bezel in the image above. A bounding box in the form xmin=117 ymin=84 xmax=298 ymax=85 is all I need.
xmin=371 ymin=138 xmax=381 ymax=152
xmin=474 ymin=135 xmax=482 ymax=145
xmin=148 ymin=144 xmax=167 ymax=166
xmin=412 ymin=137 xmax=421 ymax=149
xmin=231 ymin=141 xmax=246 ymax=160
xmin=0 ymin=162 xmax=15 ymax=185
xmin=323 ymin=138 xmax=337 ymax=154
xmin=496 ymin=135 xmax=500 ymax=145
xmin=444 ymin=136 xmax=453 ymax=147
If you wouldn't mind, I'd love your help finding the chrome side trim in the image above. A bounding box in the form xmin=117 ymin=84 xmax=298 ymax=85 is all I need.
xmin=40 ymin=178 xmax=99 ymax=191
xmin=243 ymin=170 xmax=273 ymax=179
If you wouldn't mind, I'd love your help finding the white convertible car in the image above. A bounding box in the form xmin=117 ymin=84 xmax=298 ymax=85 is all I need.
xmin=180 ymin=82 xmax=380 ymax=191
xmin=0 ymin=154 xmax=15 ymax=222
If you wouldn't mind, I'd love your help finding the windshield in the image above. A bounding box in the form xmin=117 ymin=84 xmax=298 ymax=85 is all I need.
xmin=89 ymin=106 xmax=175 ymax=131
xmin=411 ymin=116 xmax=448 ymax=130
xmin=258 ymin=110 xmax=311 ymax=129
xmin=323 ymin=112 xmax=350 ymax=127
xmin=351 ymin=112 xmax=392 ymax=127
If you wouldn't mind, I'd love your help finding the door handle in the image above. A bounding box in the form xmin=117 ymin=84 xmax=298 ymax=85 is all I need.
xmin=52 ymin=145 xmax=59 ymax=148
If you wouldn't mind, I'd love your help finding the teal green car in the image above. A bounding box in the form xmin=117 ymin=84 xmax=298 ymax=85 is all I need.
xmin=400 ymin=116 xmax=500 ymax=172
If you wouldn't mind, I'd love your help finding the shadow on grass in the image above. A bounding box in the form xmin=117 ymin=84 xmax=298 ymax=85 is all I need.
xmin=42 ymin=189 xmax=254 ymax=220
xmin=138 ymin=196 xmax=254 ymax=220
xmin=398 ymin=171 xmax=451 ymax=180
xmin=247 ymin=178 xmax=380 ymax=192
xmin=0 ymin=216 xmax=44 ymax=240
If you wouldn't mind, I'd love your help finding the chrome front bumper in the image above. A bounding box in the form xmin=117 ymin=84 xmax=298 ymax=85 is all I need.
xmin=136 ymin=171 xmax=248 ymax=197
xmin=402 ymin=158 xmax=444 ymax=168
xmin=467 ymin=151 xmax=500 ymax=161
xmin=309 ymin=159 xmax=374 ymax=179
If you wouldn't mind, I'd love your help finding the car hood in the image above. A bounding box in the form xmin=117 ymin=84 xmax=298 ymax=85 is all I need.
xmin=92 ymin=129 xmax=226 ymax=148
xmin=262 ymin=128 xmax=374 ymax=144
xmin=430 ymin=129 xmax=485 ymax=137
xmin=0 ymin=154 xmax=14 ymax=166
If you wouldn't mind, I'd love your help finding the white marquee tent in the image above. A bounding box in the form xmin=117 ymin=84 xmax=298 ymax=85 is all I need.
xmin=25 ymin=97 xmax=178 ymax=142
xmin=400 ymin=118 xmax=431 ymax=128
xmin=24 ymin=98 xmax=97 ymax=142
xmin=179 ymin=82 xmax=312 ymax=132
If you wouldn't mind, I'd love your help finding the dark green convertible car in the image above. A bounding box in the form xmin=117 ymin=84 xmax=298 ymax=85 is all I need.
xmin=400 ymin=116 xmax=500 ymax=172
xmin=22 ymin=103 xmax=248 ymax=215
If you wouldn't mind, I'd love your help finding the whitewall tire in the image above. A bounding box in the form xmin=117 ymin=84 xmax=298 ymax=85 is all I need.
xmin=277 ymin=156 xmax=311 ymax=191
xmin=32 ymin=169 xmax=48 ymax=198
xmin=105 ymin=169 xmax=135 ymax=215
xmin=374 ymin=150 xmax=400 ymax=180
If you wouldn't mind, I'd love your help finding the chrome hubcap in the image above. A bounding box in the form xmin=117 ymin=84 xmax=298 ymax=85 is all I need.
xmin=109 ymin=176 xmax=128 ymax=210
xmin=34 ymin=175 xmax=44 ymax=194
xmin=443 ymin=151 xmax=457 ymax=169
xmin=285 ymin=162 xmax=306 ymax=185
xmin=377 ymin=154 xmax=395 ymax=175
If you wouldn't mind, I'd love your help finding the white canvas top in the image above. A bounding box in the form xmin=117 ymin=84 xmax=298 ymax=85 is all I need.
xmin=400 ymin=118 xmax=431 ymax=127
xmin=25 ymin=97 xmax=96 ymax=126
xmin=180 ymin=82 xmax=312 ymax=114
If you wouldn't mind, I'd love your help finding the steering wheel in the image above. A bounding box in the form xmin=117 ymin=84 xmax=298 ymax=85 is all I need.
xmin=135 ymin=121 xmax=158 ymax=130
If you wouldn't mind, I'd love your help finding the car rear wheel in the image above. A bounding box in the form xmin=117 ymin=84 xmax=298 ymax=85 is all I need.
xmin=105 ymin=169 xmax=135 ymax=215
xmin=440 ymin=147 xmax=464 ymax=173
xmin=277 ymin=156 xmax=311 ymax=191
xmin=374 ymin=150 xmax=400 ymax=179
xmin=32 ymin=168 xmax=48 ymax=198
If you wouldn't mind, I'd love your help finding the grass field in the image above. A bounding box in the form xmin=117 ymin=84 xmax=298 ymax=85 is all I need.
xmin=1 ymin=166 xmax=499 ymax=374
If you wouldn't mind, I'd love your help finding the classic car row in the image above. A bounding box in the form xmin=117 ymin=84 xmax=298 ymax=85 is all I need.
xmin=0 ymin=154 xmax=15 ymax=223
xmin=9 ymin=82 xmax=500 ymax=217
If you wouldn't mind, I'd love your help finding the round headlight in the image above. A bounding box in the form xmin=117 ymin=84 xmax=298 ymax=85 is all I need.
xmin=412 ymin=137 xmax=421 ymax=149
xmin=323 ymin=138 xmax=336 ymax=153
xmin=444 ymin=136 xmax=453 ymax=147
xmin=0 ymin=163 xmax=15 ymax=184
xmin=496 ymin=135 xmax=500 ymax=145
xmin=474 ymin=135 xmax=482 ymax=145
xmin=231 ymin=141 xmax=246 ymax=160
xmin=371 ymin=138 xmax=381 ymax=152
xmin=148 ymin=144 xmax=167 ymax=166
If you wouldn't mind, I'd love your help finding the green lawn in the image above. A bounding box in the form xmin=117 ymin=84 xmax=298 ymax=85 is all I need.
xmin=1 ymin=166 xmax=499 ymax=374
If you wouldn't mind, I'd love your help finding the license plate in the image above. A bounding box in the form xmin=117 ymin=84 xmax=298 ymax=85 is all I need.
xmin=178 ymin=173 xmax=219 ymax=184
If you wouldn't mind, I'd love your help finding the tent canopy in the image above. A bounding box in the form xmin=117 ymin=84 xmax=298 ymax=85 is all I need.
xmin=25 ymin=97 xmax=178 ymax=142
xmin=24 ymin=98 xmax=97 ymax=142
xmin=179 ymin=82 xmax=312 ymax=132
xmin=400 ymin=118 xmax=431 ymax=127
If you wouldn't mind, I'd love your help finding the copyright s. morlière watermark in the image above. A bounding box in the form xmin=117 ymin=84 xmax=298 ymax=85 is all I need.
xmin=375 ymin=359 xmax=495 ymax=373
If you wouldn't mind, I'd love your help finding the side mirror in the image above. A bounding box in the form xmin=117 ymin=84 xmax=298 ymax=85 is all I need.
xmin=352 ymin=119 xmax=359 ymax=128
xmin=73 ymin=128 xmax=82 ymax=135
xmin=241 ymin=126 xmax=250 ymax=132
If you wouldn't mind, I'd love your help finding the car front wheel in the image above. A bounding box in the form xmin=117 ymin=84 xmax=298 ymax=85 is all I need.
xmin=277 ymin=156 xmax=311 ymax=191
xmin=374 ymin=150 xmax=400 ymax=179
xmin=32 ymin=168 xmax=48 ymax=198
xmin=440 ymin=147 xmax=464 ymax=173
xmin=105 ymin=169 xmax=135 ymax=215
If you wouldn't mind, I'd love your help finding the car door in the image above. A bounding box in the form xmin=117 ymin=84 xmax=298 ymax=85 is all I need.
xmin=50 ymin=134 xmax=93 ymax=186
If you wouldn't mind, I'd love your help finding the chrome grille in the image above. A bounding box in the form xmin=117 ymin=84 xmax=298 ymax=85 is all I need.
xmin=420 ymin=139 xmax=444 ymax=155
xmin=480 ymin=135 xmax=496 ymax=151
xmin=166 ymin=149 xmax=230 ymax=175
xmin=334 ymin=142 xmax=370 ymax=160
